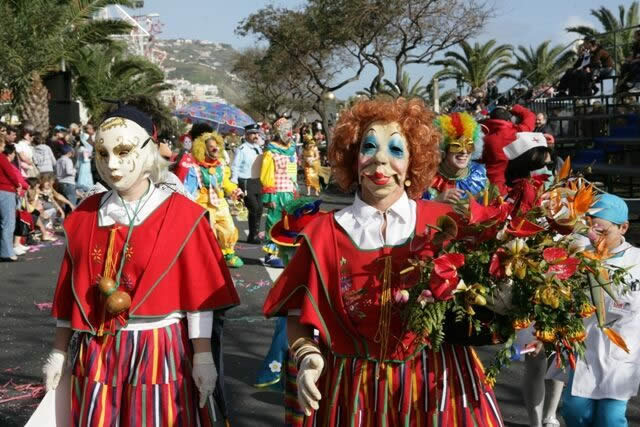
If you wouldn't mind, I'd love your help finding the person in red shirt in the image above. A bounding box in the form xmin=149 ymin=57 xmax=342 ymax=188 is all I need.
xmin=481 ymin=104 xmax=536 ymax=194
xmin=0 ymin=140 xmax=24 ymax=261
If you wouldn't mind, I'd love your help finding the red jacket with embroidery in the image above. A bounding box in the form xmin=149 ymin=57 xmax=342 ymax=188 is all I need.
xmin=52 ymin=192 xmax=240 ymax=334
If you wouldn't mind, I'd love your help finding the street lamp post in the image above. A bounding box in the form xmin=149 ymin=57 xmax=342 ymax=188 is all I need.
xmin=456 ymin=76 xmax=463 ymax=97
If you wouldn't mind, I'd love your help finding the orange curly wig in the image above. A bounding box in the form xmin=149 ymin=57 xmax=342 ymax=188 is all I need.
xmin=329 ymin=97 xmax=441 ymax=199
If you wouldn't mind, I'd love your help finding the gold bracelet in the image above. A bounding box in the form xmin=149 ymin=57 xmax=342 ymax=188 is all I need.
xmin=290 ymin=337 xmax=319 ymax=355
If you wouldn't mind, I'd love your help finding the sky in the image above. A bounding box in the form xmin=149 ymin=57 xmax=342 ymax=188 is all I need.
xmin=129 ymin=0 xmax=631 ymax=98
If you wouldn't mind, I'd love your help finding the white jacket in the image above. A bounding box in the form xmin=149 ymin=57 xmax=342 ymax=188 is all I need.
xmin=571 ymin=238 xmax=640 ymax=400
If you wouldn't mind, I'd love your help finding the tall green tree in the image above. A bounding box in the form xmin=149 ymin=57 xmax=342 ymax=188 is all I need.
xmin=232 ymin=47 xmax=318 ymax=119
xmin=433 ymin=40 xmax=516 ymax=91
xmin=71 ymin=44 xmax=172 ymax=121
xmin=514 ymin=41 xmax=576 ymax=87
xmin=0 ymin=0 xmax=134 ymax=132
xmin=566 ymin=2 xmax=640 ymax=64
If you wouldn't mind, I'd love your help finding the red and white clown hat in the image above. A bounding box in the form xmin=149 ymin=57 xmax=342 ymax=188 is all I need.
xmin=503 ymin=132 xmax=548 ymax=160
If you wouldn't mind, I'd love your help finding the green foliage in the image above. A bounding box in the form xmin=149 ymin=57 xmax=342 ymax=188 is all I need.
xmin=70 ymin=45 xmax=172 ymax=121
xmin=0 ymin=0 xmax=135 ymax=110
xmin=405 ymin=262 xmax=452 ymax=351
xmin=566 ymin=2 xmax=640 ymax=65
xmin=514 ymin=41 xmax=576 ymax=87
xmin=433 ymin=39 xmax=516 ymax=91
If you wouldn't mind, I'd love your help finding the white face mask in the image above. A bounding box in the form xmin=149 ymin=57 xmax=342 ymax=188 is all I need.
xmin=94 ymin=117 xmax=153 ymax=193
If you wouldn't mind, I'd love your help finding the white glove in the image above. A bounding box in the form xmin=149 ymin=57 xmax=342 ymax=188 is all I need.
xmin=192 ymin=352 xmax=217 ymax=408
xmin=486 ymin=279 xmax=513 ymax=315
xmin=43 ymin=349 xmax=67 ymax=392
xmin=296 ymin=353 xmax=324 ymax=416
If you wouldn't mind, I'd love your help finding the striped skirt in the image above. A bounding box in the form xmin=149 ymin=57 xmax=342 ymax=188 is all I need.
xmin=70 ymin=321 xmax=221 ymax=426
xmin=297 ymin=344 xmax=503 ymax=427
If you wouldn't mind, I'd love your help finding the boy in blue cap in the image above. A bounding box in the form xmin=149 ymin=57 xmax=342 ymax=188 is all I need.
xmin=561 ymin=194 xmax=640 ymax=427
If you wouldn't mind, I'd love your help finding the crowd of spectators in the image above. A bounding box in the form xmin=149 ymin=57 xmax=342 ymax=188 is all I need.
xmin=0 ymin=121 xmax=96 ymax=261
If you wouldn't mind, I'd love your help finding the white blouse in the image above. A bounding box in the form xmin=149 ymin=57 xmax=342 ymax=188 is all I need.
xmin=334 ymin=192 xmax=416 ymax=250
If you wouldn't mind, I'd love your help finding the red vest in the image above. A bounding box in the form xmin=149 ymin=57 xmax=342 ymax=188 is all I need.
xmin=52 ymin=192 xmax=240 ymax=334
xmin=263 ymin=200 xmax=452 ymax=360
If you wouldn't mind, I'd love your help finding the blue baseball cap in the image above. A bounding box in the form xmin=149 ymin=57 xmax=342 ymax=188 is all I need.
xmin=590 ymin=194 xmax=628 ymax=224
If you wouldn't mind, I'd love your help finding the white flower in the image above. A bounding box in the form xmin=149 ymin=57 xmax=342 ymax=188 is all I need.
xmin=269 ymin=360 xmax=282 ymax=373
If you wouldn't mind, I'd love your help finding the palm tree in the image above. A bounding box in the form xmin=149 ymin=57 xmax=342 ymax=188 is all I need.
xmin=433 ymin=40 xmax=516 ymax=92
xmin=357 ymin=72 xmax=430 ymax=100
xmin=0 ymin=0 xmax=134 ymax=132
xmin=566 ymin=2 xmax=640 ymax=64
xmin=71 ymin=45 xmax=172 ymax=121
xmin=514 ymin=41 xmax=576 ymax=88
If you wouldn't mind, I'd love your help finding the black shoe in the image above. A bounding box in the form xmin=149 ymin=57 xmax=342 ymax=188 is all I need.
xmin=0 ymin=256 xmax=18 ymax=262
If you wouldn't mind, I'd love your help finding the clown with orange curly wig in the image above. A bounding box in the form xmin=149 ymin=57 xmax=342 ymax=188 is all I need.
xmin=190 ymin=131 xmax=244 ymax=268
xmin=423 ymin=111 xmax=488 ymax=203
xmin=262 ymin=98 xmax=504 ymax=426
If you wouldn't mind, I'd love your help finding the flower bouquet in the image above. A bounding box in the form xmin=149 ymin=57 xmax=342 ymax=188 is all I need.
xmin=405 ymin=159 xmax=631 ymax=385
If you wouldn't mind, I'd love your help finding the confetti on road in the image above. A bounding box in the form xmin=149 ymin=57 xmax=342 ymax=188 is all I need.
xmin=0 ymin=380 xmax=45 ymax=404
xmin=33 ymin=302 xmax=53 ymax=311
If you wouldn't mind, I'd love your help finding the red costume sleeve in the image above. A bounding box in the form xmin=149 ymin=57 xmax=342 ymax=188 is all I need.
xmin=262 ymin=215 xmax=363 ymax=354
xmin=51 ymin=249 xmax=73 ymax=321
xmin=512 ymin=104 xmax=536 ymax=132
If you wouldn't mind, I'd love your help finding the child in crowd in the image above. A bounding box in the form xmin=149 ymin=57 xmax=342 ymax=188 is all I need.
xmin=38 ymin=173 xmax=69 ymax=227
xmin=55 ymin=144 xmax=76 ymax=206
xmin=561 ymin=194 xmax=640 ymax=427
xmin=25 ymin=177 xmax=55 ymax=242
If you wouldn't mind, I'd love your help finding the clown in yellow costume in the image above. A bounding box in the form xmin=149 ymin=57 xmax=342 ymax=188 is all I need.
xmin=192 ymin=132 xmax=244 ymax=268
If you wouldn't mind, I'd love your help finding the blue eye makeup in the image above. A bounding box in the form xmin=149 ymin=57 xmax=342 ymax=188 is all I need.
xmin=360 ymin=134 xmax=378 ymax=156
xmin=388 ymin=136 xmax=406 ymax=159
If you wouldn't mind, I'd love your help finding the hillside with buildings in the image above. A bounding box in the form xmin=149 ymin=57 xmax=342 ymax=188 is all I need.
xmin=156 ymin=38 xmax=245 ymax=107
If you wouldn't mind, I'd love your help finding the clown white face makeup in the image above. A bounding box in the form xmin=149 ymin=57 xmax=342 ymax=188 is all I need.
xmin=358 ymin=121 xmax=409 ymax=206
xmin=95 ymin=117 xmax=153 ymax=195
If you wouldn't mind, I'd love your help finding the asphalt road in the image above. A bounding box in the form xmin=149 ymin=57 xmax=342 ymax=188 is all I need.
xmin=1 ymin=190 xmax=639 ymax=426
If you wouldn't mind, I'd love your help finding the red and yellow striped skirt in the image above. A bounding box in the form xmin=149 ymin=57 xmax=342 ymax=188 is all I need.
xmin=295 ymin=344 xmax=503 ymax=427
xmin=70 ymin=321 xmax=220 ymax=426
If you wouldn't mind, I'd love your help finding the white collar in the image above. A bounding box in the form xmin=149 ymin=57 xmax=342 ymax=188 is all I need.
xmin=350 ymin=192 xmax=411 ymax=227
xmin=98 ymin=181 xmax=171 ymax=227
xmin=334 ymin=191 xmax=416 ymax=250
xmin=611 ymin=237 xmax=632 ymax=255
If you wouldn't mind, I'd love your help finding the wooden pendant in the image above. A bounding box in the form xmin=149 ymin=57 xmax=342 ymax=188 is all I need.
xmin=98 ymin=277 xmax=117 ymax=296
xmin=105 ymin=290 xmax=131 ymax=314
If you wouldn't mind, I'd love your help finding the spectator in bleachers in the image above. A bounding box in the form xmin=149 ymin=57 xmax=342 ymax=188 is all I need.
xmin=534 ymin=112 xmax=552 ymax=134
xmin=587 ymin=38 xmax=614 ymax=94
xmin=32 ymin=133 xmax=56 ymax=174
xmin=481 ymin=104 xmax=536 ymax=194
xmin=621 ymin=30 xmax=640 ymax=93
xmin=55 ymin=144 xmax=77 ymax=206
xmin=0 ymin=140 xmax=22 ymax=261
xmin=557 ymin=38 xmax=613 ymax=97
